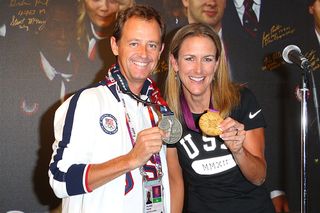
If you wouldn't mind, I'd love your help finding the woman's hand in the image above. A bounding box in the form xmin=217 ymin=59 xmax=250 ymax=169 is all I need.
xmin=219 ymin=117 xmax=246 ymax=155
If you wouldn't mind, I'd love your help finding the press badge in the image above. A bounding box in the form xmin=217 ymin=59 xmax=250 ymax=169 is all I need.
xmin=143 ymin=179 xmax=165 ymax=213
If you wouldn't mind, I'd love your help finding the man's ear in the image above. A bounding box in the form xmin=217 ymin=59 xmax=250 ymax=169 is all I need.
xmin=110 ymin=36 xmax=119 ymax=56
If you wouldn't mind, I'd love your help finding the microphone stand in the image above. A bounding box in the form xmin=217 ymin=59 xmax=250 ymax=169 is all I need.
xmin=301 ymin=66 xmax=320 ymax=213
xmin=299 ymin=62 xmax=320 ymax=213
xmin=300 ymin=69 xmax=308 ymax=213
xmin=282 ymin=45 xmax=320 ymax=213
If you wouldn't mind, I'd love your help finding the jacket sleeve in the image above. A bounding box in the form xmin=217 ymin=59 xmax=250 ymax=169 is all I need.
xmin=48 ymin=89 xmax=98 ymax=198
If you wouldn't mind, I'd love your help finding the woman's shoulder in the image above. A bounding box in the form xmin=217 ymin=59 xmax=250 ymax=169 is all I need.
xmin=238 ymin=85 xmax=258 ymax=101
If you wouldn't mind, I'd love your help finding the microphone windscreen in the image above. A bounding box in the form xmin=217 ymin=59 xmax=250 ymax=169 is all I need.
xmin=282 ymin=45 xmax=301 ymax=64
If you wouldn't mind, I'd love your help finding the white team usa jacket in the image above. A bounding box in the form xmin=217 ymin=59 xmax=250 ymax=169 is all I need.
xmin=48 ymin=81 xmax=170 ymax=213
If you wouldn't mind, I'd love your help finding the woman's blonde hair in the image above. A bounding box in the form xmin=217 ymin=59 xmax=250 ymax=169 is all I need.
xmin=164 ymin=23 xmax=241 ymax=122
xmin=76 ymin=0 xmax=134 ymax=52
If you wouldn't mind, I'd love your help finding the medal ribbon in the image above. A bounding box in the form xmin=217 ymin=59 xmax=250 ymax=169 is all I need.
xmin=180 ymin=93 xmax=216 ymax=132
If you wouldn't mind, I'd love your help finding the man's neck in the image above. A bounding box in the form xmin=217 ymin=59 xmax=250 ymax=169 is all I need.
xmin=128 ymin=81 xmax=144 ymax=96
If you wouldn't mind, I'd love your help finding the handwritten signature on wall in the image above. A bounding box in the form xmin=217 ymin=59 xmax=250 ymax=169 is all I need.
xmin=9 ymin=0 xmax=48 ymax=33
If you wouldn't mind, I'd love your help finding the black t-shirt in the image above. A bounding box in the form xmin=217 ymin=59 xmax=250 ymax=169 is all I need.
xmin=169 ymin=87 xmax=275 ymax=213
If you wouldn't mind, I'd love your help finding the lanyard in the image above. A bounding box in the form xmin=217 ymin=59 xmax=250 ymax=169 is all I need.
xmin=106 ymin=64 xmax=164 ymax=180
xmin=110 ymin=65 xmax=173 ymax=116
xmin=120 ymin=92 xmax=163 ymax=180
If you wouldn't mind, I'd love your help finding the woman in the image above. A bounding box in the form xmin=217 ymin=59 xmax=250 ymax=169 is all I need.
xmin=165 ymin=23 xmax=275 ymax=213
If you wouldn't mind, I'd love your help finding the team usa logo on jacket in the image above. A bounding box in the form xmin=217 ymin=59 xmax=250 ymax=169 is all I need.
xmin=100 ymin=114 xmax=118 ymax=135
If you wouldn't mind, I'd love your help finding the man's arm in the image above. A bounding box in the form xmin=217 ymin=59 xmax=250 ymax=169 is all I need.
xmin=87 ymin=127 xmax=164 ymax=190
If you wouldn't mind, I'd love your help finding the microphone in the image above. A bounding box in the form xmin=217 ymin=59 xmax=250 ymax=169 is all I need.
xmin=282 ymin=45 xmax=311 ymax=71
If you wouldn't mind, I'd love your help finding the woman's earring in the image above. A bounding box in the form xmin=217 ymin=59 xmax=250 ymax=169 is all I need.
xmin=175 ymin=16 xmax=179 ymax=25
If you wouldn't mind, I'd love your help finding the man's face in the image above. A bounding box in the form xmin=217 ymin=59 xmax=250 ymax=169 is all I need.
xmin=111 ymin=16 xmax=163 ymax=93
xmin=182 ymin=0 xmax=226 ymax=31
xmin=85 ymin=0 xmax=119 ymax=28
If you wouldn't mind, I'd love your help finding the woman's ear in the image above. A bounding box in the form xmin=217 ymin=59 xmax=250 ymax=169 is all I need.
xmin=169 ymin=54 xmax=179 ymax=73
xmin=214 ymin=56 xmax=220 ymax=71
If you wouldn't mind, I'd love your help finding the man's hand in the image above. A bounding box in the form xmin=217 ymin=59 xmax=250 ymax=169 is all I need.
xmin=128 ymin=127 xmax=165 ymax=168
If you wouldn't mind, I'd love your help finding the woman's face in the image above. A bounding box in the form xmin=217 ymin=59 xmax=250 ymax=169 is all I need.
xmin=85 ymin=0 xmax=119 ymax=28
xmin=171 ymin=35 xmax=219 ymax=99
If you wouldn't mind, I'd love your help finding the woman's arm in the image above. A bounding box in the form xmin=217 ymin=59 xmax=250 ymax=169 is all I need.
xmin=220 ymin=117 xmax=266 ymax=186
xmin=167 ymin=147 xmax=184 ymax=213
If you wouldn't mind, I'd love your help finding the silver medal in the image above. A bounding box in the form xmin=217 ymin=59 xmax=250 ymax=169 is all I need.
xmin=158 ymin=115 xmax=183 ymax=144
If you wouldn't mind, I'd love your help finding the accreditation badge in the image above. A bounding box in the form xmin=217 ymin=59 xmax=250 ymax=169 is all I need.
xmin=143 ymin=179 xmax=165 ymax=213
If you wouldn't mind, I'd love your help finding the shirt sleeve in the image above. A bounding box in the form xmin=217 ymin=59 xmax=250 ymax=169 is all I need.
xmin=232 ymin=87 xmax=267 ymax=131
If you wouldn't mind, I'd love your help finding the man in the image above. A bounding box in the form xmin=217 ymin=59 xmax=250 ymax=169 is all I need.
xmin=48 ymin=5 xmax=171 ymax=212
